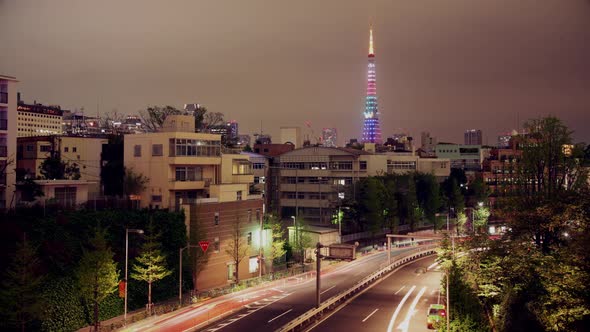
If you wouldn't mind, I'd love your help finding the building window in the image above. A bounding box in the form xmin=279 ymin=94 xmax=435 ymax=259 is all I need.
xmin=252 ymin=163 xmax=265 ymax=169
xmin=247 ymin=232 xmax=252 ymax=245
xmin=214 ymin=237 xmax=220 ymax=252
xmin=169 ymin=138 xmax=221 ymax=157
xmin=254 ymin=176 xmax=260 ymax=184
xmin=175 ymin=166 xmax=203 ymax=181
xmin=237 ymin=191 xmax=242 ymax=201
xmin=64 ymin=147 xmax=69 ymax=153
xmin=54 ymin=187 xmax=77 ymax=208
xmin=152 ymin=144 xmax=163 ymax=156
xmin=40 ymin=145 xmax=51 ymax=152
xmin=256 ymin=209 xmax=261 ymax=221
xmin=248 ymin=209 xmax=252 ymax=222
xmin=134 ymin=145 xmax=141 ymax=157
xmin=72 ymin=147 xmax=77 ymax=153
xmin=360 ymin=161 xmax=367 ymax=170
xmin=214 ymin=212 xmax=219 ymax=225
xmin=151 ymin=195 xmax=162 ymax=202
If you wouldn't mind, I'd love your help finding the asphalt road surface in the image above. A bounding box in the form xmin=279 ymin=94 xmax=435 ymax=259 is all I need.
xmin=310 ymin=255 xmax=443 ymax=332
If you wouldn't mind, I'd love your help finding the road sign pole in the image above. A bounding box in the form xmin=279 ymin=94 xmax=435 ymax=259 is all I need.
xmin=316 ymin=242 xmax=323 ymax=308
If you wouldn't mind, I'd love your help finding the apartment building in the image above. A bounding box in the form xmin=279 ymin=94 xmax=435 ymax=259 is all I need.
xmin=272 ymin=147 xmax=451 ymax=224
xmin=123 ymin=115 xmax=256 ymax=210
xmin=124 ymin=114 xmax=266 ymax=289
xmin=0 ymin=75 xmax=18 ymax=210
xmin=17 ymin=135 xmax=108 ymax=196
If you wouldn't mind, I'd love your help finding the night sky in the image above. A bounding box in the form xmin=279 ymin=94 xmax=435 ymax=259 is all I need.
xmin=1 ymin=0 xmax=589 ymax=145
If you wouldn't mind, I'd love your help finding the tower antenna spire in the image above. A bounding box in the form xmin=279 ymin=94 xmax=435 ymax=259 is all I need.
xmin=369 ymin=26 xmax=374 ymax=55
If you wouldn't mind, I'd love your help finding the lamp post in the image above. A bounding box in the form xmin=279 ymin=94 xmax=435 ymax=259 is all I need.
xmin=291 ymin=215 xmax=297 ymax=265
xmin=179 ymin=245 xmax=198 ymax=306
xmin=318 ymin=176 xmax=322 ymax=224
xmin=124 ymin=228 xmax=144 ymax=325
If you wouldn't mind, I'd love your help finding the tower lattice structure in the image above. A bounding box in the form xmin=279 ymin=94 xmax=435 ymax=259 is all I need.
xmin=361 ymin=27 xmax=382 ymax=144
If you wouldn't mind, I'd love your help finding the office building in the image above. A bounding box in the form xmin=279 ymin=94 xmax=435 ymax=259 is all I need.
xmin=464 ymin=129 xmax=482 ymax=145
xmin=17 ymin=96 xmax=63 ymax=137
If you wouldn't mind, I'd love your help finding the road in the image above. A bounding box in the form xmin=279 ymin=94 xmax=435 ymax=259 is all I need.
xmin=310 ymin=256 xmax=442 ymax=332
xmin=120 ymin=246 xmax=431 ymax=332
xmin=197 ymin=249 xmax=397 ymax=332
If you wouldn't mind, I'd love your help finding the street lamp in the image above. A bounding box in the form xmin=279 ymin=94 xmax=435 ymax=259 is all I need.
xmin=125 ymin=228 xmax=144 ymax=325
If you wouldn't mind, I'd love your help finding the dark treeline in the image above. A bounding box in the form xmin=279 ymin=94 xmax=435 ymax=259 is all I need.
xmin=0 ymin=208 xmax=186 ymax=331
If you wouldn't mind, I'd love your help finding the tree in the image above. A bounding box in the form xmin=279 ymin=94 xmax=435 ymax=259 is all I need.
xmin=264 ymin=214 xmax=286 ymax=272
xmin=243 ymin=144 xmax=253 ymax=152
xmin=123 ymin=168 xmax=149 ymax=197
xmin=139 ymin=105 xmax=182 ymax=132
xmin=416 ymin=172 xmax=442 ymax=224
xmin=76 ymin=227 xmax=119 ymax=332
xmin=291 ymin=217 xmax=312 ymax=265
xmin=225 ymin=217 xmax=250 ymax=283
xmin=202 ymin=112 xmax=225 ymax=131
xmin=472 ymin=206 xmax=490 ymax=233
xmin=39 ymin=155 xmax=80 ymax=180
xmin=0 ymin=234 xmax=45 ymax=332
xmin=99 ymin=109 xmax=125 ymax=134
xmin=131 ymin=222 xmax=172 ymax=315
xmin=192 ymin=105 xmax=208 ymax=132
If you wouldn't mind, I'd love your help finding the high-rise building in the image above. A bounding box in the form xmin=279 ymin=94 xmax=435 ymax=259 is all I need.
xmin=361 ymin=28 xmax=382 ymax=144
xmin=464 ymin=129 xmax=482 ymax=145
xmin=280 ymin=127 xmax=302 ymax=148
xmin=322 ymin=128 xmax=337 ymax=147
xmin=0 ymin=75 xmax=18 ymax=210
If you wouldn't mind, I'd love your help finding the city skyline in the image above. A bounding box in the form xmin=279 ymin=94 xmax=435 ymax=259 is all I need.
xmin=1 ymin=0 xmax=589 ymax=145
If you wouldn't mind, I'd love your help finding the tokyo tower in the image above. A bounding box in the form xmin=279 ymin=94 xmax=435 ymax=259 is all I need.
xmin=361 ymin=27 xmax=382 ymax=144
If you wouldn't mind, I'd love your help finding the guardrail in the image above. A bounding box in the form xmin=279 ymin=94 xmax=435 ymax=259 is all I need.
xmin=276 ymin=245 xmax=437 ymax=332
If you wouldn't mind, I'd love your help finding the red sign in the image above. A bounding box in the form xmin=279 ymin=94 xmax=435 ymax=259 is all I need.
xmin=199 ymin=241 xmax=210 ymax=253
xmin=118 ymin=280 xmax=126 ymax=298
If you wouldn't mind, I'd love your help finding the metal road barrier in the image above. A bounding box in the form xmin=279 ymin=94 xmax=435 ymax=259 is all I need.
xmin=275 ymin=245 xmax=438 ymax=332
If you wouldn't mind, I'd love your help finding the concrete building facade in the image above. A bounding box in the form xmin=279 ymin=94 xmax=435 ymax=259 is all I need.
xmin=435 ymin=143 xmax=484 ymax=172
xmin=0 ymin=75 xmax=18 ymax=210
xmin=17 ymin=135 xmax=108 ymax=196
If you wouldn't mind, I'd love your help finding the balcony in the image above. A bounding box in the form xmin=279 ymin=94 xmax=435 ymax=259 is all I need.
xmin=168 ymin=178 xmax=206 ymax=190
xmin=232 ymin=174 xmax=254 ymax=184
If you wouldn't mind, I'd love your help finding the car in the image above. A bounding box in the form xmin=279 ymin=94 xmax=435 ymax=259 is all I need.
xmin=427 ymin=304 xmax=446 ymax=329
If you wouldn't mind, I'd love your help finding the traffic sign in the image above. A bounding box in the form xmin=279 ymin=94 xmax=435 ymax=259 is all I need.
xmin=199 ymin=241 xmax=210 ymax=252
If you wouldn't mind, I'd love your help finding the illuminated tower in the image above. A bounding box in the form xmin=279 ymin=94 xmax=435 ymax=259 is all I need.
xmin=361 ymin=27 xmax=382 ymax=144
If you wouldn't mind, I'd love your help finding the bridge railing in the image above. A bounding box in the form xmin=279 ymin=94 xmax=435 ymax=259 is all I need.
xmin=276 ymin=244 xmax=437 ymax=332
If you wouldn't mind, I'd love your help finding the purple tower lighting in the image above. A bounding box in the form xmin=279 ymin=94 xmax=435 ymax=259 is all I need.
xmin=361 ymin=27 xmax=382 ymax=144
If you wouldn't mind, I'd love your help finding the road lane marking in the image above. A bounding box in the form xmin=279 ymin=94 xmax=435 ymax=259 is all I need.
xmin=268 ymin=308 xmax=293 ymax=323
xmin=397 ymin=286 xmax=427 ymax=332
xmin=320 ymin=285 xmax=336 ymax=295
xmin=362 ymin=308 xmax=379 ymax=322
xmin=427 ymin=261 xmax=439 ymax=270
xmin=386 ymin=285 xmax=416 ymax=332
xmin=394 ymin=285 xmax=405 ymax=295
